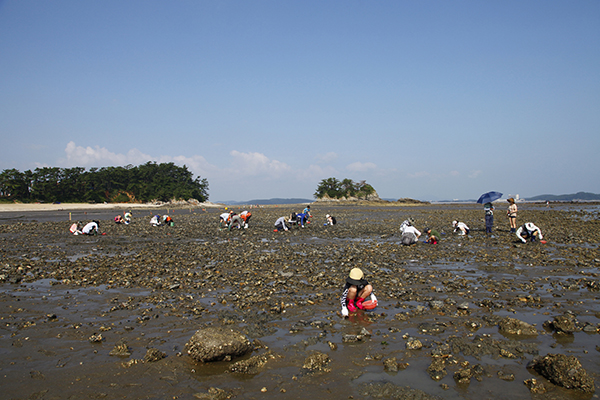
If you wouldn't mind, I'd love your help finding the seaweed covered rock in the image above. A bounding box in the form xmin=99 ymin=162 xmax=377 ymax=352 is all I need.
xmin=527 ymin=353 xmax=595 ymax=393
xmin=498 ymin=317 xmax=538 ymax=336
xmin=185 ymin=327 xmax=252 ymax=362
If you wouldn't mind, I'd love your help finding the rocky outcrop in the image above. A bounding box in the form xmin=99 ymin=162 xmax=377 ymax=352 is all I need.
xmin=185 ymin=327 xmax=252 ymax=362
xmin=314 ymin=192 xmax=382 ymax=202
xmin=527 ymin=353 xmax=595 ymax=393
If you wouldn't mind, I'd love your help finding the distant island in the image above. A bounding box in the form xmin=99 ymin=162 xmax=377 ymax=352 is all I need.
xmin=525 ymin=192 xmax=600 ymax=201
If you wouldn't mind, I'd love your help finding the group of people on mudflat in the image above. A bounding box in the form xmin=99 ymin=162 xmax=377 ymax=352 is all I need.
xmin=399 ymin=197 xmax=543 ymax=245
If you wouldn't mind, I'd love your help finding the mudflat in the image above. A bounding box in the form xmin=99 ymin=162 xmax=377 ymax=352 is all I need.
xmin=0 ymin=202 xmax=598 ymax=399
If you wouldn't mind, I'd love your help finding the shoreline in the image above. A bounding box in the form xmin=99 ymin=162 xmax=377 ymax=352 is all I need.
xmin=0 ymin=201 xmax=225 ymax=213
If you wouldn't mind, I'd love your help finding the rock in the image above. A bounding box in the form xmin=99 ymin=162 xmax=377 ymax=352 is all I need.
xmin=498 ymin=317 xmax=538 ymax=336
xmin=524 ymin=378 xmax=546 ymax=394
xmin=383 ymin=357 xmax=399 ymax=372
xmin=527 ymin=353 xmax=595 ymax=393
xmin=427 ymin=357 xmax=447 ymax=381
xmin=109 ymin=339 xmax=131 ymax=357
xmin=193 ymin=387 xmax=232 ymax=400
xmin=143 ymin=348 xmax=166 ymax=363
xmin=185 ymin=327 xmax=252 ymax=362
xmin=405 ymin=338 xmax=423 ymax=350
xmin=544 ymin=314 xmax=578 ymax=334
xmin=302 ymin=351 xmax=330 ymax=373
xmin=229 ymin=351 xmax=279 ymax=374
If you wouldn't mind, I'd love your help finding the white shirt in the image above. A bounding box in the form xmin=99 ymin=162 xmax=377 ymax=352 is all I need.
xmin=82 ymin=222 xmax=98 ymax=234
xmin=403 ymin=226 xmax=421 ymax=237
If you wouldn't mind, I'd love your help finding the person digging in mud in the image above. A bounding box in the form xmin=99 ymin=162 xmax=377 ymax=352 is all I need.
xmin=69 ymin=221 xmax=83 ymax=235
xmin=114 ymin=215 xmax=125 ymax=224
xmin=295 ymin=211 xmax=309 ymax=228
xmin=239 ymin=210 xmax=252 ymax=228
xmin=325 ymin=214 xmax=336 ymax=226
xmin=162 ymin=215 xmax=174 ymax=226
xmin=81 ymin=220 xmax=99 ymax=235
xmin=150 ymin=215 xmax=161 ymax=226
xmin=400 ymin=222 xmax=421 ymax=245
xmin=274 ymin=216 xmax=290 ymax=232
xmin=228 ymin=214 xmax=244 ymax=230
xmin=219 ymin=211 xmax=232 ymax=229
xmin=123 ymin=211 xmax=132 ymax=224
xmin=452 ymin=220 xmax=470 ymax=236
xmin=399 ymin=217 xmax=415 ymax=233
xmin=340 ymin=268 xmax=373 ymax=316
xmin=424 ymin=227 xmax=441 ymax=244
xmin=516 ymin=222 xmax=543 ymax=243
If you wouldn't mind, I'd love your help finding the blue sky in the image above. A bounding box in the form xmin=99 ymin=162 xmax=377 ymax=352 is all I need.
xmin=1 ymin=1 xmax=599 ymax=202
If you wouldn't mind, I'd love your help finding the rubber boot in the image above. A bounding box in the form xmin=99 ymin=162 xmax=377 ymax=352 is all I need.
xmin=347 ymin=299 xmax=357 ymax=313
xmin=356 ymin=297 xmax=365 ymax=310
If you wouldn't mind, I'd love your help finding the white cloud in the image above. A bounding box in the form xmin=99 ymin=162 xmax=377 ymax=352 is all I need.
xmin=229 ymin=150 xmax=291 ymax=177
xmin=346 ymin=161 xmax=377 ymax=172
xmin=62 ymin=141 xmax=151 ymax=166
xmin=468 ymin=170 xmax=482 ymax=179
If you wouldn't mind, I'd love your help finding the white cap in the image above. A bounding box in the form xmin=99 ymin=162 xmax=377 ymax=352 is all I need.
xmin=326 ymin=214 xmax=330 ymax=218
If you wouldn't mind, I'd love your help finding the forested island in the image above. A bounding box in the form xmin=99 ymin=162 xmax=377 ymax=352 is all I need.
xmin=0 ymin=162 xmax=209 ymax=204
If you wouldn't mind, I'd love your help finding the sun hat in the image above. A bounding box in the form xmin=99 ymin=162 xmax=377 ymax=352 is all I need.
xmin=346 ymin=268 xmax=364 ymax=286
xmin=326 ymin=214 xmax=330 ymax=218
xmin=507 ymin=198 xmax=515 ymax=203
xmin=452 ymin=220 xmax=458 ymax=226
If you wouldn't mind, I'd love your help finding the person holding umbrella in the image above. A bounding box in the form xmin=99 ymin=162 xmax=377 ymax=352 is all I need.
xmin=477 ymin=191 xmax=502 ymax=235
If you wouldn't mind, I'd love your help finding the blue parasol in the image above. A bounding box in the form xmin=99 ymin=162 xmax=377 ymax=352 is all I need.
xmin=477 ymin=191 xmax=503 ymax=204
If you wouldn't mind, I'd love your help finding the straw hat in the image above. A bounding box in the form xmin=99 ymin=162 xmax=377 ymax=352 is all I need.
xmin=347 ymin=268 xmax=364 ymax=285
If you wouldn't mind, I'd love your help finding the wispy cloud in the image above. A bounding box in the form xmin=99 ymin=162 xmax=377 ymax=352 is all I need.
xmin=468 ymin=170 xmax=482 ymax=179
xmin=229 ymin=150 xmax=291 ymax=178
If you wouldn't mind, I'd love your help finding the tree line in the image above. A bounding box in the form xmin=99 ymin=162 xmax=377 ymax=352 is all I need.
xmin=0 ymin=162 xmax=209 ymax=203
xmin=314 ymin=177 xmax=375 ymax=199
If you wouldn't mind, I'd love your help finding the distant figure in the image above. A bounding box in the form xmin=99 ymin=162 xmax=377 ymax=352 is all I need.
xmin=399 ymin=218 xmax=415 ymax=233
xmin=506 ymin=198 xmax=518 ymax=233
xmin=82 ymin=220 xmax=99 ymax=235
xmin=162 ymin=215 xmax=174 ymax=226
xmin=325 ymin=214 xmax=337 ymax=226
xmin=340 ymin=268 xmax=375 ymax=316
xmin=303 ymin=205 xmax=312 ymax=218
xmin=219 ymin=211 xmax=232 ymax=229
xmin=229 ymin=214 xmax=244 ymax=230
xmin=424 ymin=227 xmax=441 ymax=244
xmin=516 ymin=222 xmax=543 ymax=243
xmin=484 ymin=202 xmax=495 ymax=234
xmin=239 ymin=210 xmax=252 ymax=228
xmin=400 ymin=220 xmax=421 ymax=245
xmin=452 ymin=220 xmax=470 ymax=236
xmin=124 ymin=211 xmax=132 ymax=224
xmin=114 ymin=215 xmax=124 ymax=224
xmin=296 ymin=212 xmax=309 ymax=228
xmin=70 ymin=221 xmax=82 ymax=235
xmin=274 ymin=216 xmax=289 ymax=232
xmin=150 ymin=215 xmax=161 ymax=226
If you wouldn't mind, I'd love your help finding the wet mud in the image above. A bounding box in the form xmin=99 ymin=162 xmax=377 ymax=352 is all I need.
xmin=0 ymin=203 xmax=599 ymax=399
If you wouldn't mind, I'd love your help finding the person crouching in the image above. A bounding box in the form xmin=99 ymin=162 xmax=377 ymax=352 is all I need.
xmin=340 ymin=268 xmax=373 ymax=316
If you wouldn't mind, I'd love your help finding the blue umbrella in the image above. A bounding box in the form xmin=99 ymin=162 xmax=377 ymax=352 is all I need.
xmin=477 ymin=191 xmax=503 ymax=204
